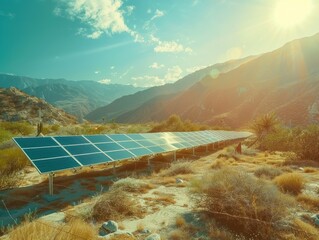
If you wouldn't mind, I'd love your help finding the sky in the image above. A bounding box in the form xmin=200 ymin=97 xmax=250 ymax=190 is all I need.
xmin=1 ymin=0 xmax=319 ymax=87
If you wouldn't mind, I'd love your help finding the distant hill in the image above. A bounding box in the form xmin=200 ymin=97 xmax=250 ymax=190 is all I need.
xmin=0 ymin=87 xmax=77 ymax=124
xmin=0 ymin=75 xmax=144 ymax=116
xmin=85 ymin=56 xmax=256 ymax=122
xmin=120 ymin=33 xmax=319 ymax=127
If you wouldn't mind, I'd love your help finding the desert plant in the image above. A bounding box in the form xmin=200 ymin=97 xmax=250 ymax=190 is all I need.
xmin=92 ymin=188 xmax=145 ymax=221
xmin=254 ymin=166 xmax=283 ymax=179
xmin=191 ymin=167 xmax=294 ymax=238
xmin=273 ymin=173 xmax=305 ymax=195
xmin=294 ymin=125 xmax=319 ymax=161
xmin=159 ymin=160 xmax=194 ymax=176
xmin=250 ymin=113 xmax=279 ymax=147
xmin=110 ymin=177 xmax=154 ymax=193
xmin=8 ymin=218 xmax=97 ymax=240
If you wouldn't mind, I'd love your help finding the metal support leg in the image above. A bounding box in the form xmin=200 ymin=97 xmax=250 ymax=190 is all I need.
xmin=192 ymin=148 xmax=195 ymax=156
xmin=49 ymin=173 xmax=54 ymax=195
xmin=206 ymin=145 xmax=208 ymax=153
xmin=173 ymin=151 xmax=176 ymax=161
xmin=113 ymin=162 xmax=116 ymax=175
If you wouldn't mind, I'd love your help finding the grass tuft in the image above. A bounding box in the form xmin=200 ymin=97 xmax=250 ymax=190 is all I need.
xmin=254 ymin=165 xmax=283 ymax=179
xmin=273 ymin=173 xmax=305 ymax=195
xmin=159 ymin=161 xmax=194 ymax=177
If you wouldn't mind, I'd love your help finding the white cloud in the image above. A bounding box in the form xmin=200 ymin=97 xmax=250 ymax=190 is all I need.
xmin=186 ymin=65 xmax=207 ymax=73
xmin=58 ymin=0 xmax=129 ymax=39
xmin=126 ymin=6 xmax=135 ymax=15
xmin=94 ymin=70 xmax=100 ymax=74
xmin=150 ymin=35 xmax=192 ymax=53
xmin=132 ymin=65 xmax=183 ymax=87
xmin=151 ymin=9 xmax=164 ymax=21
xmin=149 ymin=62 xmax=164 ymax=69
xmin=98 ymin=78 xmax=112 ymax=84
xmin=110 ymin=66 xmax=115 ymax=70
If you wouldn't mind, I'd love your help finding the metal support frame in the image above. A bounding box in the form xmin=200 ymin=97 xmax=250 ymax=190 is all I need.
xmin=173 ymin=151 xmax=176 ymax=161
xmin=192 ymin=147 xmax=195 ymax=156
xmin=113 ymin=162 xmax=116 ymax=175
xmin=206 ymin=145 xmax=208 ymax=153
xmin=49 ymin=173 xmax=54 ymax=195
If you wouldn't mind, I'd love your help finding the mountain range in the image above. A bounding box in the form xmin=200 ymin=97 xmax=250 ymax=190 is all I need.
xmin=0 ymin=87 xmax=77 ymax=124
xmin=0 ymin=75 xmax=144 ymax=116
xmin=87 ymin=32 xmax=319 ymax=128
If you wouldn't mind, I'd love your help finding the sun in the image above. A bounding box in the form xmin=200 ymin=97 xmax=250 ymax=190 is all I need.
xmin=273 ymin=0 xmax=313 ymax=29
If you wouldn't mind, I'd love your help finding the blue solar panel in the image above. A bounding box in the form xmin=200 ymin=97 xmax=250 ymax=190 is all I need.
xmin=65 ymin=144 xmax=100 ymax=155
xmin=24 ymin=147 xmax=68 ymax=160
xmin=85 ymin=135 xmax=113 ymax=143
xmin=54 ymin=136 xmax=89 ymax=145
xmin=14 ymin=137 xmax=57 ymax=148
xmin=96 ymin=142 xmax=124 ymax=151
xmin=74 ymin=153 xmax=113 ymax=165
xmin=32 ymin=157 xmax=81 ymax=173
xmin=14 ymin=130 xmax=252 ymax=174
xmin=106 ymin=150 xmax=135 ymax=160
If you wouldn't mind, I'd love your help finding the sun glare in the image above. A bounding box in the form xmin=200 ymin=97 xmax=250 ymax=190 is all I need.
xmin=274 ymin=0 xmax=313 ymax=29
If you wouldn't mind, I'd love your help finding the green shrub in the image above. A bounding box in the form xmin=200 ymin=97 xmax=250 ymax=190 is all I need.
xmin=294 ymin=125 xmax=319 ymax=161
xmin=0 ymin=121 xmax=33 ymax=136
xmin=149 ymin=114 xmax=211 ymax=132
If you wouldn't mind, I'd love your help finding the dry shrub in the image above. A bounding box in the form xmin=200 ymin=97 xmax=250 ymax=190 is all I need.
xmin=296 ymin=194 xmax=319 ymax=210
xmin=9 ymin=219 xmax=97 ymax=240
xmin=211 ymin=159 xmax=225 ymax=169
xmin=159 ymin=161 xmax=194 ymax=177
xmin=175 ymin=216 xmax=186 ymax=228
xmin=254 ymin=165 xmax=283 ymax=179
xmin=293 ymin=218 xmax=319 ymax=240
xmin=92 ymin=189 xmax=145 ymax=221
xmin=110 ymin=177 xmax=154 ymax=193
xmin=274 ymin=173 xmax=305 ymax=195
xmin=192 ymin=167 xmax=294 ymax=239
xmin=108 ymin=234 xmax=135 ymax=240
xmin=303 ymin=167 xmax=317 ymax=173
xmin=168 ymin=229 xmax=190 ymax=240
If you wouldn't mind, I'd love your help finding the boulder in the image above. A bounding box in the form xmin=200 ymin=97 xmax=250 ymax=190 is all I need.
xmin=101 ymin=220 xmax=118 ymax=233
xmin=311 ymin=214 xmax=319 ymax=226
xmin=176 ymin=178 xmax=184 ymax=184
xmin=145 ymin=233 xmax=161 ymax=240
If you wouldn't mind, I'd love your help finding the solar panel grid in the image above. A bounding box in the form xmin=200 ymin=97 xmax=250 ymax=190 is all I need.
xmin=14 ymin=130 xmax=252 ymax=174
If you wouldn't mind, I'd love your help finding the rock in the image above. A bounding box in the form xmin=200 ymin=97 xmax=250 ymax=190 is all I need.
xmin=176 ymin=178 xmax=184 ymax=184
xmin=102 ymin=220 xmax=118 ymax=233
xmin=141 ymin=229 xmax=151 ymax=234
xmin=99 ymin=230 xmax=135 ymax=239
xmin=311 ymin=214 xmax=319 ymax=226
xmin=145 ymin=233 xmax=161 ymax=240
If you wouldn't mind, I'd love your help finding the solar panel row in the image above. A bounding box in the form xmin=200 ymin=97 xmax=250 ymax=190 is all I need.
xmin=14 ymin=130 xmax=252 ymax=174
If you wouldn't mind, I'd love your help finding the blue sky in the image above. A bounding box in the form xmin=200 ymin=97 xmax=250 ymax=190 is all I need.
xmin=1 ymin=0 xmax=319 ymax=87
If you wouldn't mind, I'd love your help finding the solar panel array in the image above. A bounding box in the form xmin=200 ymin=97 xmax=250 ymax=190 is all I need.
xmin=14 ymin=130 xmax=252 ymax=174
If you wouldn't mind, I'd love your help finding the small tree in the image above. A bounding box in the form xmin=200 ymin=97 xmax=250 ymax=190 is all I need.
xmin=250 ymin=113 xmax=279 ymax=147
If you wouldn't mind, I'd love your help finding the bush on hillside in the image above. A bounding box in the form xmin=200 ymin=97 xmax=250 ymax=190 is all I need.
xmin=191 ymin=167 xmax=294 ymax=239
xmin=149 ymin=114 xmax=210 ymax=132
xmin=0 ymin=121 xmax=33 ymax=136
xmin=294 ymin=125 xmax=319 ymax=161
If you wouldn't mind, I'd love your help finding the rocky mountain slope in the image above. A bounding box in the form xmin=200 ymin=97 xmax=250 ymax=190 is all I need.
xmin=113 ymin=33 xmax=319 ymax=127
xmin=0 ymin=75 xmax=144 ymax=116
xmin=85 ymin=56 xmax=256 ymax=122
xmin=0 ymin=87 xmax=77 ymax=124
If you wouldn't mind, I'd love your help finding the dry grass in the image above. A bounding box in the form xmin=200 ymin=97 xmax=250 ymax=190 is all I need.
xmin=92 ymin=188 xmax=145 ymax=221
xmin=254 ymin=165 xmax=283 ymax=179
xmin=8 ymin=219 xmax=97 ymax=240
xmin=273 ymin=173 xmax=305 ymax=195
xmin=293 ymin=218 xmax=319 ymax=240
xmin=191 ymin=167 xmax=294 ymax=239
xmin=168 ymin=229 xmax=190 ymax=240
xmin=175 ymin=216 xmax=186 ymax=228
xmin=296 ymin=194 xmax=319 ymax=210
xmin=108 ymin=234 xmax=136 ymax=240
xmin=303 ymin=167 xmax=318 ymax=173
xmin=110 ymin=177 xmax=155 ymax=193
xmin=211 ymin=159 xmax=226 ymax=169
xmin=159 ymin=161 xmax=194 ymax=177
